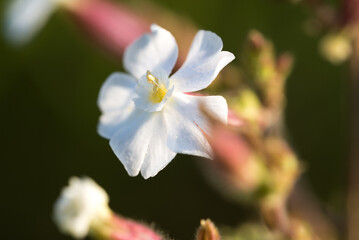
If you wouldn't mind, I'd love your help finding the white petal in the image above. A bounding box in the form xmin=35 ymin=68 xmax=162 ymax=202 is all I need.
xmin=123 ymin=24 xmax=178 ymax=79
xmin=140 ymin=114 xmax=177 ymax=179
xmin=164 ymin=94 xmax=217 ymax=159
xmin=4 ymin=0 xmax=58 ymax=45
xmin=109 ymin=111 xmax=176 ymax=178
xmin=170 ymin=30 xmax=235 ymax=92
xmin=173 ymin=93 xmax=228 ymax=134
xmin=97 ymin=72 xmax=137 ymax=139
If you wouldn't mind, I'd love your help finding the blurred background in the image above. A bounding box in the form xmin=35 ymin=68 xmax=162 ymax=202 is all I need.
xmin=0 ymin=0 xmax=348 ymax=239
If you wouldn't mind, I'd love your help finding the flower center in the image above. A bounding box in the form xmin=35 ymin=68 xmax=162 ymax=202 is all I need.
xmin=146 ymin=70 xmax=167 ymax=103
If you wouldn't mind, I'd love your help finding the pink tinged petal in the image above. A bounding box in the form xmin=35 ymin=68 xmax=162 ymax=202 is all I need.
xmin=109 ymin=111 xmax=176 ymax=179
xmin=164 ymin=95 xmax=215 ymax=159
xmin=4 ymin=0 xmax=57 ymax=45
xmin=123 ymin=24 xmax=178 ymax=80
xmin=97 ymin=72 xmax=137 ymax=139
xmin=170 ymin=30 xmax=235 ymax=93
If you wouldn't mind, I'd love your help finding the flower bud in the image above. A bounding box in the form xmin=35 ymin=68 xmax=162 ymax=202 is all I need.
xmin=241 ymin=30 xmax=293 ymax=114
xmin=263 ymin=138 xmax=301 ymax=200
xmin=242 ymin=30 xmax=277 ymax=89
xmin=110 ymin=215 xmax=163 ymax=240
xmin=4 ymin=0 xmax=63 ymax=45
xmin=196 ymin=219 xmax=220 ymax=240
xmin=229 ymin=88 xmax=262 ymax=125
xmin=200 ymin=108 xmax=268 ymax=201
xmin=67 ymin=0 xmax=149 ymax=59
xmin=4 ymin=0 xmax=150 ymax=55
xmin=319 ymin=31 xmax=352 ymax=64
xmin=276 ymin=53 xmax=294 ymax=80
xmin=54 ymin=177 xmax=164 ymax=240
xmin=290 ymin=218 xmax=319 ymax=240
xmin=53 ymin=176 xmax=111 ymax=239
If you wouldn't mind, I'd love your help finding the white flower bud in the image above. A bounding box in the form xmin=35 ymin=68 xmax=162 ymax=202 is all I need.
xmin=53 ymin=177 xmax=111 ymax=239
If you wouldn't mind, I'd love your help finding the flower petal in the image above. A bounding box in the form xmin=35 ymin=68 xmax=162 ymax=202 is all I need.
xmin=140 ymin=114 xmax=177 ymax=179
xmin=123 ymin=24 xmax=178 ymax=79
xmin=109 ymin=111 xmax=176 ymax=178
xmin=170 ymin=30 xmax=235 ymax=92
xmin=97 ymin=72 xmax=136 ymax=139
xmin=4 ymin=0 xmax=57 ymax=45
xmin=174 ymin=93 xmax=228 ymax=134
xmin=164 ymin=94 xmax=220 ymax=159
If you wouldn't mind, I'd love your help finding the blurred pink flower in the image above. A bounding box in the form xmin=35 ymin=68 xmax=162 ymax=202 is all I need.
xmin=4 ymin=0 xmax=149 ymax=54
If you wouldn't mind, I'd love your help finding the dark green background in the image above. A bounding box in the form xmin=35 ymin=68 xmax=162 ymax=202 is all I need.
xmin=0 ymin=0 xmax=348 ymax=239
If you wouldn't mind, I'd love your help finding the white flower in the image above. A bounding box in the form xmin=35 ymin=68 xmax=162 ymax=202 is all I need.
xmin=53 ymin=177 xmax=110 ymax=239
xmin=98 ymin=24 xmax=235 ymax=179
xmin=3 ymin=0 xmax=71 ymax=45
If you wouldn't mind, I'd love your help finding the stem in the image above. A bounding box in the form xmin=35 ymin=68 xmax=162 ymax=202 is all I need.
xmin=347 ymin=28 xmax=359 ymax=240
xmin=289 ymin=182 xmax=337 ymax=240
xmin=340 ymin=0 xmax=359 ymax=25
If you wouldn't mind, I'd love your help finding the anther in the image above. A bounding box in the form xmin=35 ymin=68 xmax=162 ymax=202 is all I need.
xmin=146 ymin=70 xmax=159 ymax=86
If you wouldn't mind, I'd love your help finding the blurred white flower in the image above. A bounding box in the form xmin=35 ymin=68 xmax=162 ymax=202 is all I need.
xmin=53 ymin=176 xmax=111 ymax=239
xmin=98 ymin=24 xmax=234 ymax=179
xmin=3 ymin=0 xmax=73 ymax=45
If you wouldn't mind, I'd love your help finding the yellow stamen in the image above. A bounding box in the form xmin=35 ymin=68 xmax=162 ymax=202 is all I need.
xmin=146 ymin=70 xmax=158 ymax=85
xmin=146 ymin=71 xmax=167 ymax=103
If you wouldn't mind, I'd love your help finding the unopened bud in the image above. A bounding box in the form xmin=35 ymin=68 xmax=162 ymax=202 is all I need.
xmin=290 ymin=218 xmax=319 ymax=240
xmin=248 ymin=30 xmax=266 ymax=51
xmin=320 ymin=31 xmax=352 ymax=64
xmin=276 ymin=53 xmax=294 ymax=79
xmin=111 ymin=215 xmax=163 ymax=240
xmin=242 ymin=30 xmax=277 ymax=92
xmin=242 ymin=30 xmax=293 ymax=113
xmin=196 ymin=219 xmax=220 ymax=240
xmin=4 ymin=0 xmax=71 ymax=45
xmin=53 ymin=176 xmax=112 ymax=239
xmin=68 ymin=0 xmax=149 ymax=58
xmin=200 ymin=108 xmax=268 ymax=201
xmin=264 ymin=138 xmax=301 ymax=200
xmin=260 ymin=198 xmax=291 ymax=237
xmin=54 ymin=177 xmax=164 ymax=240
xmin=230 ymin=88 xmax=262 ymax=124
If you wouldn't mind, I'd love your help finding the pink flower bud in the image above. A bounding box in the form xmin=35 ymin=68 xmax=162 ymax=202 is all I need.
xmin=110 ymin=215 xmax=163 ymax=240
xmin=210 ymin=125 xmax=251 ymax=172
xmin=227 ymin=109 xmax=243 ymax=127
xmin=67 ymin=0 xmax=150 ymax=59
